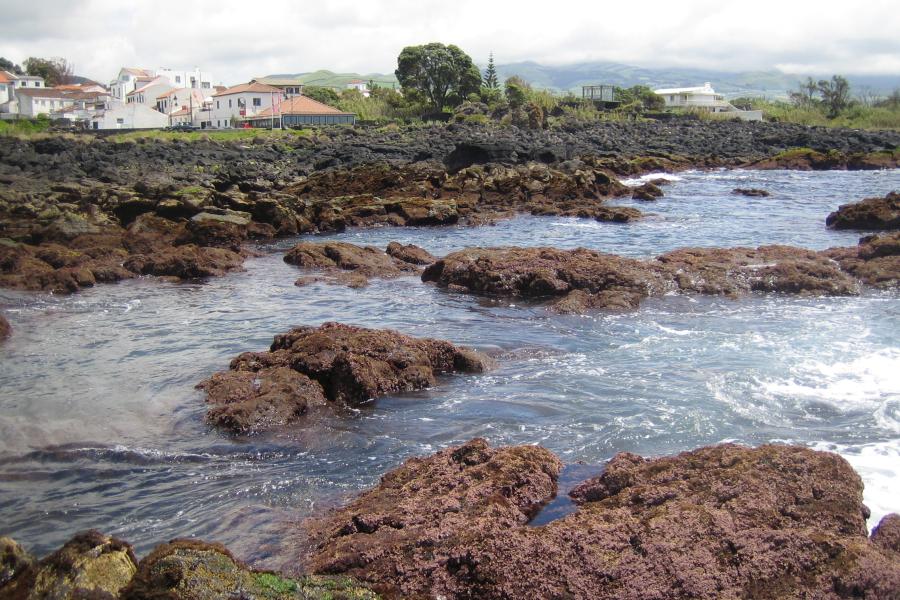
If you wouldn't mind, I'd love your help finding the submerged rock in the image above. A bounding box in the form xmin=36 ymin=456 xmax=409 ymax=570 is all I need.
xmin=733 ymin=187 xmax=771 ymax=197
xmin=0 ymin=314 xmax=10 ymax=341
xmin=826 ymin=191 xmax=900 ymax=230
xmin=1 ymin=530 xmax=137 ymax=599
xmin=631 ymin=181 xmax=664 ymax=201
xmin=302 ymin=440 xmax=900 ymax=600
xmin=422 ymin=244 xmax=862 ymax=313
xmin=199 ymin=322 xmax=491 ymax=433
xmin=385 ymin=241 xmax=436 ymax=265
xmin=123 ymin=539 xmax=377 ymax=599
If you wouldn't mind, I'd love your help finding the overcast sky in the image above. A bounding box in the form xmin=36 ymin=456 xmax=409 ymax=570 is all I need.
xmin=1 ymin=0 xmax=898 ymax=85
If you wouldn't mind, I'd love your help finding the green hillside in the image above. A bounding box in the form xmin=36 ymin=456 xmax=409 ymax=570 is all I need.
xmin=265 ymin=70 xmax=399 ymax=90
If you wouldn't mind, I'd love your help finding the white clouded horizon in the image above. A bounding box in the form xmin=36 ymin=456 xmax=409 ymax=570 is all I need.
xmin=0 ymin=0 xmax=898 ymax=85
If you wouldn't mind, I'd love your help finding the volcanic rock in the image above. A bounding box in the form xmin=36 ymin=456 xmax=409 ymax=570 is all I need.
xmin=385 ymin=241 xmax=437 ymax=265
xmin=824 ymin=231 xmax=900 ymax=288
xmin=826 ymin=191 xmax=900 ymax=230
xmin=1 ymin=530 xmax=137 ymax=599
xmin=733 ymin=187 xmax=771 ymax=197
xmin=0 ymin=314 xmax=10 ymax=341
xmin=303 ymin=440 xmax=900 ymax=600
xmin=199 ymin=322 xmax=491 ymax=433
xmin=123 ymin=539 xmax=376 ymax=599
xmin=422 ymin=244 xmax=861 ymax=312
xmin=284 ymin=241 xmax=422 ymax=287
xmin=631 ymin=181 xmax=664 ymax=201
xmin=0 ymin=537 xmax=33 ymax=588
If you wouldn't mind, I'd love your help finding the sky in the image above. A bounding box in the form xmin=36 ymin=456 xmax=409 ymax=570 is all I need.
xmin=1 ymin=0 xmax=898 ymax=86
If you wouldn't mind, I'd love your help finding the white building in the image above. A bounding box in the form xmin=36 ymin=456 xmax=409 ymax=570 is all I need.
xmin=156 ymin=68 xmax=214 ymax=92
xmin=126 ymin=77 xmax=176 ymax=107
xmin=1 ymin=71 xmax=46 ymax=115
xmin=109 ymin=68 xmax=155 ymax=101
xmin=251 ymin=77 xmax=304 ymax=97
xmin=345 ymin=79 xmax=370 ymax=97
xmin=14 ymin=88 xmax=75 ymax=117
xmin=211 ymin=81 xmax=283 ymax=128
xmin=90 ymin=102 xmax=168 ymax=130
xmin=156 ymin=88 xmax=208 ymax=126
xmin=110 ymin=67 xmax=214 ymax=101
xmin=653 ymin=82 xmax=762 ymax=121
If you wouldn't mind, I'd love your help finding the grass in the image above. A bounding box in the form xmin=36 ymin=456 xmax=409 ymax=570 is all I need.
xmin=105 ymin=128 xmax=314 ymax=143
xmin=736 ymin=99 xmax=900 ymax=130
xmin=0 ymin=117 xmax=51 ymax=137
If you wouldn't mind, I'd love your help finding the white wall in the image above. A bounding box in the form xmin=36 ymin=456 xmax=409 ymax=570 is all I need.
xmin=211 ymin=91 xmax=281 ymax=128
xmin=16 ymin=95 xmax=74 ymax=117
xmin=92 ymin=102 xmax=169 ymax=129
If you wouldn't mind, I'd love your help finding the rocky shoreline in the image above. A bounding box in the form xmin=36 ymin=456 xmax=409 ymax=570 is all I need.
xmin=2 ymin=440 xmax=898 ymax=599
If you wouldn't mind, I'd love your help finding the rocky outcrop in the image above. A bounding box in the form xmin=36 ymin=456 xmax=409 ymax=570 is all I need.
xmin=733 ymin=187 xmax=771 ymax=197
xmin=0 ymin=537 xmax=33 ymax=588
xmin=198 ymin=322 xmax=491 ymax=433
xmin=747 ymin=147 xmax=899 ymax=170
xmin=421 ymin=243 xmax=864 ymax=312
xmin=283 ymin=241 xmax=421 ymax=288
xmin=302 ymin=440 xmax=900 ymax=600
xmin=826 ymin=191 xmax=900 ymax=230
xmin=824 ymin=231 xmax=900 ymax=288
xmin=0 ymin=314 xmax=10 ymax=341
xmin=123 ymin=539 xmax=376 ymax=600
xmin=631 ymin=181 xmax=664 ymax=201
xmin=1 ymin=530 xmax=137 ymax=599
xmin=385 ymin=241 xmax=436 ymax=265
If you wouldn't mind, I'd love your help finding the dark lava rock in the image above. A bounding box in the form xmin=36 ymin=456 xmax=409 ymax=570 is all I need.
xmin=733 ymin=187 xmax=771 ymax=197
xmin=826 ymin=191 xmax=900 ymax=230
xmin=0 ymin=314 xmax=10 ymax=341
xmin=284 ymin=241 xmax=422 ymax=287
xmin=824 ymin=231 xmax=900 ymax=288
xmin=0 ymin=536 xmax=34 ymax=588
xmin=422 ymin=245 xmax=861 ymax=312
xmin=385 ymin=241 xmax=437 ymax=265
xmin=1 ymin=530 xmax=137 ymax=599
xmin=631 ymin=181 xmax=664 ymax=201
xmin=198 ymin=322 xmax=491 ymax=433
xmin=123 ymin=538 xmax=376 ymax=599
xmin=302 ymin=440 xmax=900 ymax=600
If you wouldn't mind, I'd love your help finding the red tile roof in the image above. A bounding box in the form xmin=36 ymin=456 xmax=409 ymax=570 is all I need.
xmin=213 ymin=82 xmax=282 ymax=97
xmin=0 ymin=71 xmax=15 ymax=83
xmin=252 ymin=95 xmax=352 ymax=117
xmin=15 ymin=88 xmax=74 ymax=99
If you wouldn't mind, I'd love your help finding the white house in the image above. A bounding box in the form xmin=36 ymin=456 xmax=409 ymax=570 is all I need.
xmin=211 ymin=81 xmax=283 ymax=128
xmin=1 ymin=71 xmax=46 ymax=115
xmin=126 ymin=77 xmax=176 ymax=107
xmin=156 ymin=87 xmax=208 ymax=126
xmin=345 ymin=79 xmax=370 ymax=97
xmin=111 ymin=67 xmax=214 ymax=101
xmin=109 ymin=68 xmax=154 ymax=100
xmin=90 ymin=102 xmax=168 ymax=130
xmin=653 ymin=82 xmax=762 ymax=121
xmin=14 ymin=88 xmax=75 ymax=117
xmin=156 ymin=68 xmax=214 ymax=92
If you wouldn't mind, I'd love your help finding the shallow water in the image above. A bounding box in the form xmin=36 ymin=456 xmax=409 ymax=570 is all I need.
xmin=1 ymin=168 xmax=898 ymax=562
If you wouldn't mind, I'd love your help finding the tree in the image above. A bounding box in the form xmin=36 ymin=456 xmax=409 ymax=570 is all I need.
xmin=504 ymin=75 xmax=530 ymax=109
xmin=615 ymin=85 xmax=664 ymax=112
xmin=23 ymin=57 xmax=74 ymax=86
xmin=303 ymin=86 xmax=340 ymax=106
xmin=789 ymin=77 xmax=819 ymax=107
xmin=395 ymin=43 xmax=482 ymax=111
xmin=0 ymin=57 xmax=23 ymax=75
xmin=817 ymin=75 xmax=851 ymax=118
xmin=483 ymin=52 xmax=499 ymax=89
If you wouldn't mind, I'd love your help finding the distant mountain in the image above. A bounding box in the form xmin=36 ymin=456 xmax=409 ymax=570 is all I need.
xmin=493 ymin=61 xmax=900 ymax=99
xmin=267 ymin=63 xmax=899 ymax=100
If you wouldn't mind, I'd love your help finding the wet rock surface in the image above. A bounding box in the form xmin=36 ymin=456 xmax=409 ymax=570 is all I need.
xmin=0 ymin=315 xmax=10 ymax=341
xmin=0 ymin=537 xmax=34 ymax=588
xmin=422 ymin=242 xmax=872 ymax=312
xmin=301 ymin=440 xmax=900 ymax=600
xmin=733 ymin=187 xmax=771 ymax=197
xmin=1 ymin=530 xmax=137 ymax=599
xmin=198 ymin=322 xmax=491 ymax=433
xmin=826 ymin=191 xmax=900 ymax=230
xmin=824 ymin=231 xmax=900 ymax=288
xmin=283 ymin=241 xmax=421 ymax=288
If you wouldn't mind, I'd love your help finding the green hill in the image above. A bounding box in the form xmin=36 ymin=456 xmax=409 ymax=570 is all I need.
xmin=264 ymin=70 xmax=399 ymax=90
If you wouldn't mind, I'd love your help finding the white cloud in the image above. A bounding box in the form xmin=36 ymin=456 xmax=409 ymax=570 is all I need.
xmin=0 ymin=0 xmax=897 ymax=84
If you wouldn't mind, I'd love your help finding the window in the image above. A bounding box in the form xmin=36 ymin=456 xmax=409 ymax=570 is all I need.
xmin=175 ymin=75 xmax=181 ymax=84
xmin=216 ymin=100 xmax=219 ymax=109
xmin=228 ymin=99 xmax=232 ymax=108
xmin=202 ymin=82 xmax=210 ymax=89
xmin=252 ymin=97 xmax=261 ymax=107
xmin=116 ymin=118 xmax=124 ymax=124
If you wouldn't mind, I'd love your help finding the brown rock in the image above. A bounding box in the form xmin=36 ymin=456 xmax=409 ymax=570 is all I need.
xmin=123 ymin=245 xmax=244 ymax=279
xmin=385 ymin=241 xmax=437 ymax=265
xmin=303 ymin=441 xmax=900 ymax=600
xmin=0 ymin=314 xmax=10 ymax=341
xmin=0 ymin=536 xmax=34 ymax=588
xmin=631 ymin=181 xmax=664 ymax=201
xmin=284 ymin=241 xmax=421 ymax=286
xmin=826 ymin=191 xmax=900 ymax=230
xmin=824 ymin=232 xmax=900 ymax=288
xmin=733 ymin=187 xmax=771 ymax=197
xmin=2 ymin=530 xmax=137 ymax=599
xmin=871 ymin=513 xmax=900 ymax=553
xmin=199 ymin=322 xmax=491 ymax=433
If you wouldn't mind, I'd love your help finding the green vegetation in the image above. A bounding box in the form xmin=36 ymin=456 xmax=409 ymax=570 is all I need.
xmin=483 ymin=52 xmax=499 ymax=90
xmin=0 ymin=116 xmax=51 ymax=137
xmin=0 ymin=57 xmax=24 ymax=75
xmin=395 ymin=43 xmax=482 ymax=111
xmin=23 ymin=56 xmax=74 ymax=86
xmin=105 ymin=128 xmax=313 ymax=143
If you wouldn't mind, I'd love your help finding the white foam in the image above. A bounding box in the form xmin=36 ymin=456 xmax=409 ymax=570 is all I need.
xmin=809 ymin=440 xmax=900 ymax=532
xmin=620 ymin=172 xmax=684 ymax=187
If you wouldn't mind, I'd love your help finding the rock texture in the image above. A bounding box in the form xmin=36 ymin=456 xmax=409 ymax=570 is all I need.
xmin=303 ymin=440 xmax=900 ymax=600
xmin=198 ymin=322 xmax=491 ymax=433
xmin=283 ymin=241 xmax=422 ymax=288
xmin=0 ymin=314 xmax=10 ymax=341
xmin=733 ymin=187 xmax=771 ymax=197
xmin=824 ymin=232 xmax=900 ymax=288
xmin=123 ymin=539 xmax=376 ymax=600
xmin=0 ymin=537 xmax=33 ymax=589
xmin=422 ymin=243 xmax=868 ymax=312
xmin=826 ymin=191 xmax=900 ymax=230
xmin=1 ymin=530 xmax=137 ymax=599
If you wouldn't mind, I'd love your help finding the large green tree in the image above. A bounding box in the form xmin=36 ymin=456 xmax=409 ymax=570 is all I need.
xmin=395 ymin=43 xmax=482 ymax=111
xmin=23 ymin=57 xmax=73 ymax=86
xmin=0 ymin=57 xmax=23 ymax=75
xmin=817 ymin=75 xmax=851 ymax=118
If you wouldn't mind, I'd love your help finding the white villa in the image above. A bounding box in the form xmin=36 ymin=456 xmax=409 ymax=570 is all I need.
xmin=110 ymin=67 xmax=214 ymax=101
xmin=346 ymin=79 xmax=370 ymax=97
xmin=0 ymin=71 xmax=46 ymax=115
xmin=210 ymin=81 xmax=283 ymax=128
xmin=653 ymin=82 xmax=762 ymax=121
xmin=126 ymin=77 xmax=176 ymax=107
xmin=156 ymin=88 xmax=208 ymax=127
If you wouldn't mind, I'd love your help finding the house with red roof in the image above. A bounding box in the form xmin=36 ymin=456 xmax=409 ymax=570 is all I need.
xmin=210 ymin=81 xmax=285 ymax=128
xmin=244 ymin=95 xmax=355 ymax=128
